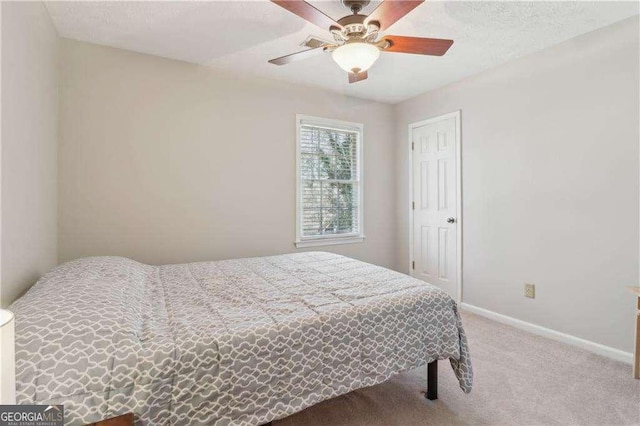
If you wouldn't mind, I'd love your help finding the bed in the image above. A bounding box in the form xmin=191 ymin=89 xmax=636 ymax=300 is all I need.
xmin=9 ymin=252 xmax=473 ymax=425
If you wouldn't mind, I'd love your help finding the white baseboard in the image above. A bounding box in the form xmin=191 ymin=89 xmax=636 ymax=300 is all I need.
xmin=460 ymin=303 xmax=633 ymax=365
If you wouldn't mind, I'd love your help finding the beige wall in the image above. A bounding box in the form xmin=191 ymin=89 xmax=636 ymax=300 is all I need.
xmin=1 ymin=2 xmax=58 ymax=307
xmin=395 ymin=16 xmax=640 ymax=353
xmin=57 ymin=39 xmax=397 ymax=269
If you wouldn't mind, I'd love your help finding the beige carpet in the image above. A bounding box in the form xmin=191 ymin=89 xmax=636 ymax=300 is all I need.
xmin=276 ymin=312 xmax=640 ymax=426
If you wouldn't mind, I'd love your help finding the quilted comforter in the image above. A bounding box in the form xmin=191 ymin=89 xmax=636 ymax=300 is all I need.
xmin=10 ymin=252 xmax=473 ymax=425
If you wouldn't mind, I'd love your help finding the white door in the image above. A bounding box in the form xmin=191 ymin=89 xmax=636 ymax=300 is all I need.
xmin=411 ymin=115 xmax=459 ymax=299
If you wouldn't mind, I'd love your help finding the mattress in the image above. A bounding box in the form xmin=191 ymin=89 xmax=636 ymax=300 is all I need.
xmin=10 ymin=252 xmax=473 ymax=425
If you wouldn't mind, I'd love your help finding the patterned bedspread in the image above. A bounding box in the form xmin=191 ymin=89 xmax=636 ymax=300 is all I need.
xmin=10 ymin=252 xmax=472 ymax=425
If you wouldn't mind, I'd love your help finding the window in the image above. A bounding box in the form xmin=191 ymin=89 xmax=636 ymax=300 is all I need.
xmin=295 ymin=115 xmax=364 ymax=248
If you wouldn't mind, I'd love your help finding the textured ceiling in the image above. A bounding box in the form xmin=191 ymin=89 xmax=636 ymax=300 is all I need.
xmin=45 ymin=1 xmax=639 ymax=104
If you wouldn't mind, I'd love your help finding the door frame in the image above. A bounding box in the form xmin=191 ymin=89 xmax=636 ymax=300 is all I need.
xmin=408 ymin=110 xmax=463 ymax=303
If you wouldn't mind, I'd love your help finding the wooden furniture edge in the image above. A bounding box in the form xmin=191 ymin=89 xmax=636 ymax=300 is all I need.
xmin=85 ymin=413 xmax=134 ymax=426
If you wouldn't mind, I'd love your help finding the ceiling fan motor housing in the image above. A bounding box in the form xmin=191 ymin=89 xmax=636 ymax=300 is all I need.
xmin=336 ymin=14 xmax=380 ymax=42
xmin=338 ymin=15 xmax=367 ymax=36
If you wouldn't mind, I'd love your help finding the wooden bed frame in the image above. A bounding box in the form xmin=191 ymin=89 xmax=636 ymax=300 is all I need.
xmin=87 ymin=361 xmax=438 ymax=426
xmin=85 ymin=413 xmax=134 ymax=426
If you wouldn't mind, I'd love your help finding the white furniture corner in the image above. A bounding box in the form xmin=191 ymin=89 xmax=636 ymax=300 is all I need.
xmin=0 ymin=309 xmax=16 ymax=404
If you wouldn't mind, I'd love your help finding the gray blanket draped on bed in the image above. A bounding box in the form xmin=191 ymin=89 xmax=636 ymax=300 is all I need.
xmin=10 ymin=252 xmax=473 ymax=425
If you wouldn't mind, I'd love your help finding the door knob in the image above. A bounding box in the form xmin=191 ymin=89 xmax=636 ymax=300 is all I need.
xmin=447 ymin=217 xmax=456 ymax=224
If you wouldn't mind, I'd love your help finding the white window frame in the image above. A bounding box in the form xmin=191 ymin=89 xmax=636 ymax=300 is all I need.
xmin=295 ymin=114 xmax=365 ymax=248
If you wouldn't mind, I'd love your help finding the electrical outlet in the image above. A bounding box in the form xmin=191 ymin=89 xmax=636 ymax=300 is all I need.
xmin=524 ymin=283 xmax=536 ymax=299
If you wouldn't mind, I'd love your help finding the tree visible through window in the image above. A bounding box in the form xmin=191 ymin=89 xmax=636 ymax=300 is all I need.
xmin=297 ymin=116 xmax=363 ymax=246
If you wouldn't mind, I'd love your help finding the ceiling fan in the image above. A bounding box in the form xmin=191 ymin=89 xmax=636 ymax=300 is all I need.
xmin=268 ymin=0 xmax=453 ymax=83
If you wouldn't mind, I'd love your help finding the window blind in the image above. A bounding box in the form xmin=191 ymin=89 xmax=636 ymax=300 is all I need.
xmin=299 ymin=123 xmax=360 ymax=239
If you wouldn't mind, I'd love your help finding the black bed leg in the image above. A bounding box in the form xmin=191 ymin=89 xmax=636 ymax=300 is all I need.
xmin=426 ymin=360 xmax=438 ymax=400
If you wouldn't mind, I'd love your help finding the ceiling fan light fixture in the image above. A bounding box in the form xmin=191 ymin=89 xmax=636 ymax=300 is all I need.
xmin=331 ymin=42 xmax=380 ymax=74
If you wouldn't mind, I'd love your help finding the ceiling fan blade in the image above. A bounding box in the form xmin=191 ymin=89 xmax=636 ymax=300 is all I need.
xmin=348 ymin=70 xmax=368 ymax=84
xmin=365 ymin=0 xmax=424 ymax=31
xmin=271 ymin=0 xmax=342 ymax=30
xmin=268 ymin=47 xmax=326 ymax=65
xmin=382 ymin=35 xmax=453 ymax=56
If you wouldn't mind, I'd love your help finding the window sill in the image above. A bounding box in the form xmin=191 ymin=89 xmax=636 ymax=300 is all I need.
xmin=295 ymin=236 xmax=365 ymax=248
